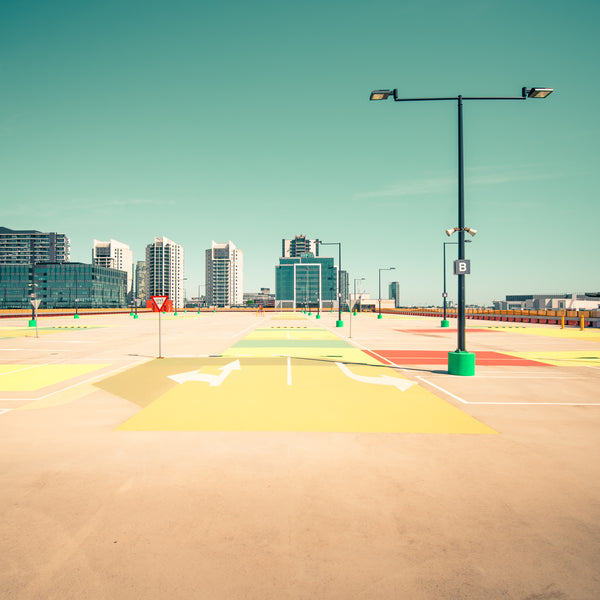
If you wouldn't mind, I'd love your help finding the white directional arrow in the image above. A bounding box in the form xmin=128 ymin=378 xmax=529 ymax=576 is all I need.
xmin=335 ymin=362 xmax=415 ymax=392
xmin=168 ymin=360 xmax=241 ymax=386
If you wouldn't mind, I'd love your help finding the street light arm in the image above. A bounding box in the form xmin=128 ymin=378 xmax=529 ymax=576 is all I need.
xmin=371 ymin=87 xmax=552 ymax=103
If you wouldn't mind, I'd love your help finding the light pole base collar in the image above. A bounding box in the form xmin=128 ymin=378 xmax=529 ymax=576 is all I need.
xmin=28 ymin=319 xmax=37 ymax=328
xmin=441 ymin=320 xmax=450 ymax=328
xmin=335 ymin=320 xmax=344 ymax=328
xmin=448 ymin=351 xmax=475 ymax=376
xmin=74 ymin=314 xmax=79 ymax=319
xmin=377 ymin=314 xmax=383 ymax=319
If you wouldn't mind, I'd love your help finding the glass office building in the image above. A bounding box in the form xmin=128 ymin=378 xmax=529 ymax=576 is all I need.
xmin=275 ymin=254 xmax=337 ymax=310
xmin=0 ymin=263 xmax=127 ymax=309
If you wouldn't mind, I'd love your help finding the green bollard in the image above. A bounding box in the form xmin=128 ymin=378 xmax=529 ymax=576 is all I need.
xmin=448 ymin=351 xmax=475 ymax=376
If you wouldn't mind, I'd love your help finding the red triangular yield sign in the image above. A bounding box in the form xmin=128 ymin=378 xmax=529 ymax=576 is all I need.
xmin=151 ymin=295 xmax=168 ymax=311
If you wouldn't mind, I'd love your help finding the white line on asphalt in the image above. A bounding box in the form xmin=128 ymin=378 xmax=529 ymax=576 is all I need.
xmin=417 ymin=376 xmax=600 ymax=406
xmin=287 ymin=356 xmax=292 ymax=385
xmin=231 ymin=321 xmax=260 ymax=338
xmin=0 ymin=358 xmax=151 ymax=402
xmin=416 ymin=377 xmax=469 ymax=404
xmin=0 ymin=408 xmax=12 ymax=416
xmin=0 ymin=360 xmax=64 ymax=377
xmin=0 ymin=348 xmax=72 ymax=351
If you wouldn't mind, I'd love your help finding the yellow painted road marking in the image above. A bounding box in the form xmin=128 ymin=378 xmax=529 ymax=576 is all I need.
xmin=502 ymin=351 xmax=600 ymax=367
xmin=0 ymin=364 xmax=109 ymax=391
xmin=468 ymin=326 xmax=600 ymax=342
xmin=116 ymin=357 xmax=495 ymax=433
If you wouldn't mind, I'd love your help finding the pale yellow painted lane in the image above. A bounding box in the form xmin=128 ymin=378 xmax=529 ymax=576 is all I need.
xmin=472 ymin=326 xmax=600 ymax=342
xmin=502 ymin=351 xmax=600 ymax=367
xmin=117 ymin=357 xmax=495 ymax=434
xmin=0 ymin=364 xmax=109 ymax=391
xmin=244 ymin=328 xmax=340 ymax=341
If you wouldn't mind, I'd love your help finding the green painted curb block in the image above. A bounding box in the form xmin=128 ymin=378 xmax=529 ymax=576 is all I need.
xmin=335 ymin=320 xmax=344 ymax=328
xmin=441 ymin=320 xmax=450 ymax=327
xmin=28 ymin=319 xmax=37 ymax=328
xmin=448 ymin=351 xmax=475 ymax=376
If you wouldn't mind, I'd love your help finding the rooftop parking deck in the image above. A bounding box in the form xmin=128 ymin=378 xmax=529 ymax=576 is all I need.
xmin=1 ymin=311 xmax=598 ymax=599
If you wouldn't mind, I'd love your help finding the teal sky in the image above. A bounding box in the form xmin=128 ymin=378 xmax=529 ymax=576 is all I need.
xmin=1 ymin=0 xmax=598 ymax=305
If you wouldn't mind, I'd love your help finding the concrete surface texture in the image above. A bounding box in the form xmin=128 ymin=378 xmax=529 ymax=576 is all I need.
xmin=0 ymin=311 xmax=598 ymax=599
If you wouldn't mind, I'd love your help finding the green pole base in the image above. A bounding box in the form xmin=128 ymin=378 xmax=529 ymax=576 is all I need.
xmin=74 ymin=314 xmax=79 ymax=319
xmin=336 ymin=320 xmax=344 ymax=328
xmin=213 ymin=310 xmax=216 ymax=313
xmin=134 ymin=314 xmax=139 ymax=319
xmin=353 ymin=312 xmax=357 ymax=316
xmin=28 ymin=319 xmax=37 ymax=328
xmin=448 ymin=351 xmax=476 ymax=376
xmin=174 ymin=312 xmax=178 ymax=316
xmin=441 ymin=320 xmax=450 ymax=328
xmin=377 ymin=314 xmax=383 ymax=319
xmin=308 ymin=312 xmax=312 ymax=316
xmin=130 ymin=312 xmax=134 ymax=316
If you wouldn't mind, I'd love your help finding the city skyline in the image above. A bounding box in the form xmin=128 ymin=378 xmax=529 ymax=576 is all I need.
xmin=1 ymin=1 xmax=598 ymax=305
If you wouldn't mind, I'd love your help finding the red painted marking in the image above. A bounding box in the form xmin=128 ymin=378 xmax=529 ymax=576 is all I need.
xmin=363 ymin=349 xmax=553 ymax=367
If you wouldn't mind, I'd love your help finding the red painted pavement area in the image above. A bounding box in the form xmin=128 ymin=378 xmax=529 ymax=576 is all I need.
xmin=363 ymin=350 xmax=553 ymax=367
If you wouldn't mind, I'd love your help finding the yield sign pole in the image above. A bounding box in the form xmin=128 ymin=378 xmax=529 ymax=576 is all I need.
xmin=151 ymin=296 xmax=168 ymax=358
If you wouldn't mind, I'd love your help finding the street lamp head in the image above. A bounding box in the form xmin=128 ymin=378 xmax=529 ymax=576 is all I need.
xmin=523 ymin=87 xmax=554 ymax=99
xmin=370 ymin=89 xmax=393 ymax=101
xmin=445 ymin=228 xmax=457 ymax=237
xmin=465 ymin=228 xmax=477 ymax=237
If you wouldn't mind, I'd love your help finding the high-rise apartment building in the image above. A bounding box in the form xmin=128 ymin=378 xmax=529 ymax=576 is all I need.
xmin=282 ymin=235 xmax=319 ymax=258
xmin=389 ymin=281 xmax=401 ymax=308
xmin=205 ymin=241 xmax=243 ymax=307
xmin=135 ymin=260 xmax=147 ymax=305
xmin=93 ymin=239 xmax=134 ymax=301
xmin=0 ymin=227 xmax=70 ymax=264
xmin=145 ymin=236 xmax=185 ymax=308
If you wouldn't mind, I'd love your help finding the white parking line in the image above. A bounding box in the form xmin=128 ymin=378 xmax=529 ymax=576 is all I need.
xmin=416 ymin=376 xmax=600 ymax=406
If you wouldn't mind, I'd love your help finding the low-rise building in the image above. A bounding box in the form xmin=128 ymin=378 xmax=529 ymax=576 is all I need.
xmin=0 ymin=263 xmax=127 ymax=309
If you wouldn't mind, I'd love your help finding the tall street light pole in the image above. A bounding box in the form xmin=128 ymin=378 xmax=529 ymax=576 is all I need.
xmin=370 ymin=86 xmax=553 ymax=375
xmin=378 ymin=267 xmax=395 ymax=319
xmin=316 ymin=240 xmax=343 ymax=327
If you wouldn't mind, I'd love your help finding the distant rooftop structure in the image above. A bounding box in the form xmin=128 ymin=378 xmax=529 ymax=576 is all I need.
xmin=494 ymin=293 xmax=600 ymax=311
xmin=282 ymin=235 xmax=319 ymax=258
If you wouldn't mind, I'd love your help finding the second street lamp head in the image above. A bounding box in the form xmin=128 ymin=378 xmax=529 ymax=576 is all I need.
xmin=465 ymin=228 xmax=477 ymax=237
xmin=523 ymin=87 xmax=554 ymax=99
xmin=370 ymin=89 xmax=393 ymax=101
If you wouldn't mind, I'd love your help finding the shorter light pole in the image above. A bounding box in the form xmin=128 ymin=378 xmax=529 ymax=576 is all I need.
xmin=442 ymin=240 xmax=471 ymax=327
xmin=74 ymin=270 xmax=79 ymax=320
xmin=316 ymin=240 xmax=343 ymax=327
xmin=353 ymin=277 xmax=365 ymax=316
xmin=378 ymin=267 xmax=395 ymax=319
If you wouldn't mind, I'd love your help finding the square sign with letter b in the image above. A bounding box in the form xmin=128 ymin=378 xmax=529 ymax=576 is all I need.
xmin=453 ymin=259 xmax=471 ymax=275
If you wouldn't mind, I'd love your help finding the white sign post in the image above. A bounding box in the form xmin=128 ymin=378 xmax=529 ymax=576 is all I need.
xmin=30 ymin=298 xmax=41 ymax=338
xmin=151 ymin=296 xmax=168 ymax=358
